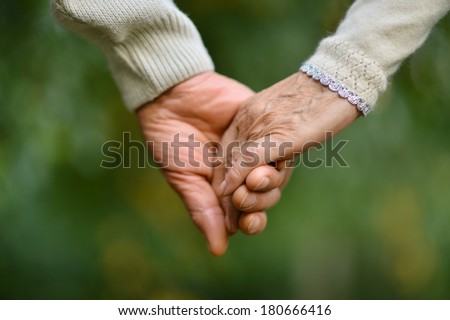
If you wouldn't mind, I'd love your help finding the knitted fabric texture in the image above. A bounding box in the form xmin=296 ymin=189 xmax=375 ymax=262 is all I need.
xmin=307 ymin=0 xmax=450 ymax=108
xmin=53 ymin=0 xmax=450 ymax=111
xmin=52 ymin=0 xmax=214 ymax=110
xmin=307 ymin=40 xmax=385 ymax=107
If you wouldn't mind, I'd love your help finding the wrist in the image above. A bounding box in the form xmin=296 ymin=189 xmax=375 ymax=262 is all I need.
xmin=275 ymin=72 xmax=359 ymax=144
xmin=136 ymin=72 xmax=217 ymax=112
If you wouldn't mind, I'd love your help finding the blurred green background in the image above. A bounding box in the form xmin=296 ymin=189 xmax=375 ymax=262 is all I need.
xmin=1 ymin=0 xmax=450 ymax=299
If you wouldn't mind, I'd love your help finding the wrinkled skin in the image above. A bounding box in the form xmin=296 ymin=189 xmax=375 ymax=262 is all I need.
xmin=214 ymin=72 xmax=361 ymax=229
xmin=136 ymin=72 xmax=284 ymax=256
xmin=137 ymin=71 xmax=360 ymax=256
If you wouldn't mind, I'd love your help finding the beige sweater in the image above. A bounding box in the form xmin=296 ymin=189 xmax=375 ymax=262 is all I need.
xmin=52 ymin=0 xmax=214 ymax=110
xmin=52 ymin=0 xmax=450 ymax=111
xmin=307 ymin=0 xmax=450 ymax=107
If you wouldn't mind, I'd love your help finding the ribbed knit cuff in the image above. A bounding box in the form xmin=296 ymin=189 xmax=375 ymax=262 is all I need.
xmin=306 ymin=39 xmax=387 ymax=107
xmin=104 ymin=13 xmax=214 ymax=111
xmin=52 ymin=0 xmax=214 ymax=111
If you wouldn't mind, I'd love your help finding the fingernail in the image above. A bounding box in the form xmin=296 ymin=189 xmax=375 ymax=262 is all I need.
xmin=247 ymin=216 xmax=261 ymax=234
xmin=240 ymin=193 xmax=256 ymax=210
xmin=217 ymin=181 xmax=227 ymax=197
xmin=254 ymin=177 xmax=270 ymax=191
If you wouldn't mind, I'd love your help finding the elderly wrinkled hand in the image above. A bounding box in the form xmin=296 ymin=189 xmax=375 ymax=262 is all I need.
xmin=213 ymin=72 xmax=361 ymax=232
xmin=136 ymin=71 xmax=284 ymax=256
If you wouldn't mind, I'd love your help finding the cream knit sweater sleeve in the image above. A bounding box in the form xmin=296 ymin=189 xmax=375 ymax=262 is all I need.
xmin=52 ymin=0 xmax=214 ymax=111
xmin=307 ymin=0 xmax=450 ymax=108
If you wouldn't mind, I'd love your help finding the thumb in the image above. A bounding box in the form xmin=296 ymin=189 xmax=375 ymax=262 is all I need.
xmin=220 ymin=135 xmax=297 ymax=197
xmin=165 ymin=171 xmax=228 ymax=256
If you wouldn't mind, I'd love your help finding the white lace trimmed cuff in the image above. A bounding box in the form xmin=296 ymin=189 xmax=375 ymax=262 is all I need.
xmin=300 ymin=64 xmax=372 ymax=116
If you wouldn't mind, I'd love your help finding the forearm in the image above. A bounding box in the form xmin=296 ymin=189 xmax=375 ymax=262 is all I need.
xmin=306 ymin=0 xmax=450 ymax=108
xmin=52 ymin=0 xmax=214 ymax=110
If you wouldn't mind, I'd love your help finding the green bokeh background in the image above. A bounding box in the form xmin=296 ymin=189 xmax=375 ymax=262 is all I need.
xmin=1 ymin=0 xmax=450 ymax=299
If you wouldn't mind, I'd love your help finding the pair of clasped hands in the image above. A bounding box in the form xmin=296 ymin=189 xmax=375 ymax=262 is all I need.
xmin=137 ymin=71 xmax=360 ymax=256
